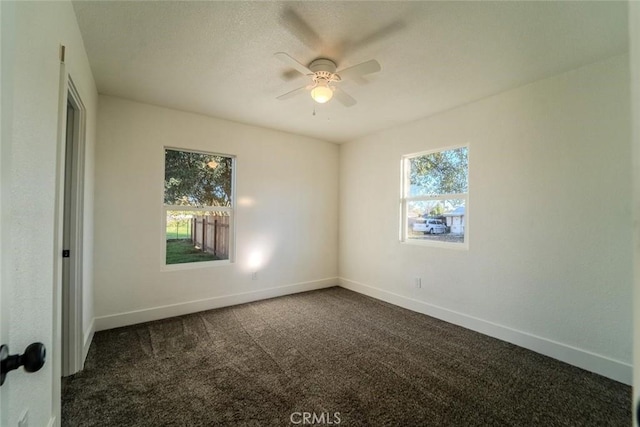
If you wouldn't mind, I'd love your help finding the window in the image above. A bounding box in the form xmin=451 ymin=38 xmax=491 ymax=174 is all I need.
xmin=164 ymin=148 xmax=235 ymax=265
xmin=401 ymin=146 xmax=468 ymax=247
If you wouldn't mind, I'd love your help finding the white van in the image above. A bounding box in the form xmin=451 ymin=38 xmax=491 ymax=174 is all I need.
xmin=413 ymin=218 xmax=446 ymax=234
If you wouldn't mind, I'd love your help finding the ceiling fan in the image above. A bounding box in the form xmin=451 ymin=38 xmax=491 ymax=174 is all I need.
xmin=274 ymin=52 xmax=381 ymax=107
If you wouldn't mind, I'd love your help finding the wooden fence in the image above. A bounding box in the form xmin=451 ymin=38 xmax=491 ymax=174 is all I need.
xmin=192 ymin=215 xmax=230 ymax=260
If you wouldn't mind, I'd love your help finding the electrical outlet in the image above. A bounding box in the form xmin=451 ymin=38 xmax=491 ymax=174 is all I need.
xmin=252 ymin=272 xmax=258 ymax=280
xmin=414 ymin=278 xmax=422 ymax=289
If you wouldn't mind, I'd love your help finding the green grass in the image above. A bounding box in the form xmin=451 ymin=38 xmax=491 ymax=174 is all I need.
xmin=166 ymin=239 xmax=219 ymax=265
xmin=166 ymin=222 xmax=192 ymax=240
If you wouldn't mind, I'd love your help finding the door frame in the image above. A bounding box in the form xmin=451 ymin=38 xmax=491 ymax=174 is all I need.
xmin=631 ymin=2 xmax=640 ymax=425
xmin=55 ymin=63 xmax=86 ymax=378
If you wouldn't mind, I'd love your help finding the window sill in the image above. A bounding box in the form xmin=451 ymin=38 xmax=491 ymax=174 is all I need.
xmin=401 ymin=239 xmax=469 ymax=251
xmin=161 ymin=259 xmax=232 ymax=272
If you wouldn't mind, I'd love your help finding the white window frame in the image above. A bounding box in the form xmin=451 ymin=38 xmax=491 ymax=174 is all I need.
xmin=400 ymin=144 xmax=469 ymax=250
xmin=161 ymin=147 xmax=237 ymax=270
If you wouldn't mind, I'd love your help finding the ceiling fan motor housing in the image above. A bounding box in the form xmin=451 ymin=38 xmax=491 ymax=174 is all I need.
xmin=309 ymin=58 xmax=337 ymax=73
xmin=309 ymin=59 xmax=341 ymax=84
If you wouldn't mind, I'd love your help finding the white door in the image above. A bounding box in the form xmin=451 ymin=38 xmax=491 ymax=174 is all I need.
xmin=1 ymin=1 xmax=65 ymax=425
xmin=0 ymin=121 xmax=6 ymax=423
xmin=0 ymin=2 xmax=14 ymax=424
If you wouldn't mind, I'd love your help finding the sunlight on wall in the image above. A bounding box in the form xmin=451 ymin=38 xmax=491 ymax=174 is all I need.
xmin=243 ymin=235 xmax=276 ymax=274
xmin=248 ymin=251 xmax=263 ymax=270
xmin=237 ymin=197 xmax=255 ymax=207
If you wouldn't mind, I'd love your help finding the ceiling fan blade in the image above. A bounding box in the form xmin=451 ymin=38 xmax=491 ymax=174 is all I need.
xmin=274 ymin=52 xmax=313 ymax=76
xmin=344 ymin=21 xmax=406 ymax=55
xmin=337 ymin=59 xmax=381 ymax=81
xmin=280 ymin=7 xmax=322 ymax=52
xmin=281 ymin=69 xmax=304 ymax=82
xmin=276 ymin=85 xmax=308 ymax=101
xmin=333 ymin=87 xmax=357 ymax=107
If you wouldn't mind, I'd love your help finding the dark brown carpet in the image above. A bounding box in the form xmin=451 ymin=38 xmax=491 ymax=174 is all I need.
xmin=62 ymin=287 xmax=630 ymax=426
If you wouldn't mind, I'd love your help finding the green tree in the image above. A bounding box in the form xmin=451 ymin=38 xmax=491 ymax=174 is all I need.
xmin=410 ymin=147 xmax=468 ymax=196
xmin=164 ymin=149 xmax=232 ymax=207
xmin=429 ymin=203 xmax=444 ymax=216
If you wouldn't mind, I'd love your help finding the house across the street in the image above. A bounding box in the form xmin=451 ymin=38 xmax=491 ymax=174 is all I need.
xmin=443 ymin=206 xmax=465 ymax=234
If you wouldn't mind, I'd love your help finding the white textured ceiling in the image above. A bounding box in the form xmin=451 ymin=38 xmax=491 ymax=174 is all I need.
xmin=72 ymin=1 xmax=628 ymax=143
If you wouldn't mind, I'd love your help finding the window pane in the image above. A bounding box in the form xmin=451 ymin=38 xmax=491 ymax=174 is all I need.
xmin=166 ymin=210 xmax=230 ymax=264
xmin=408 ymin=147 xmax=468 ymax=197
xmin=164 ymin=149 xmax=233 ymax=207
xmin=407 ymin=199 xmax=465 ymax=244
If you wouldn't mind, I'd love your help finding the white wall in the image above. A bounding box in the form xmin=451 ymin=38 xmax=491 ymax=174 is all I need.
xmin=93 ymin=96 xmax=339 ymax=328
xmin=339 ymin=55 xmax=632 ymax=384
xmin=1 ymin=1 xmax=97 ymax=425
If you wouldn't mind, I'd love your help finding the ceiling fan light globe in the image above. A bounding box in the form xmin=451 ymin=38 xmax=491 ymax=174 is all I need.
xmin=311 ymin=85 xmax=333 ymax=104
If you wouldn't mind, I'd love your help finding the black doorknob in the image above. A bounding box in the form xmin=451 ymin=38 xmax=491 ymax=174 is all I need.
xmin=0 ymin=342 xmax=46 ymax=386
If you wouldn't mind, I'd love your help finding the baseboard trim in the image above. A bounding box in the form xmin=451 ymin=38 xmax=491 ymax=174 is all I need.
xmin=82 ymin=318 xmax=95 ymax=365
xmin=339 ymin=278 xmax=632 ymax=385
xmin=94 ymin=277 xmax=338 ymax=332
